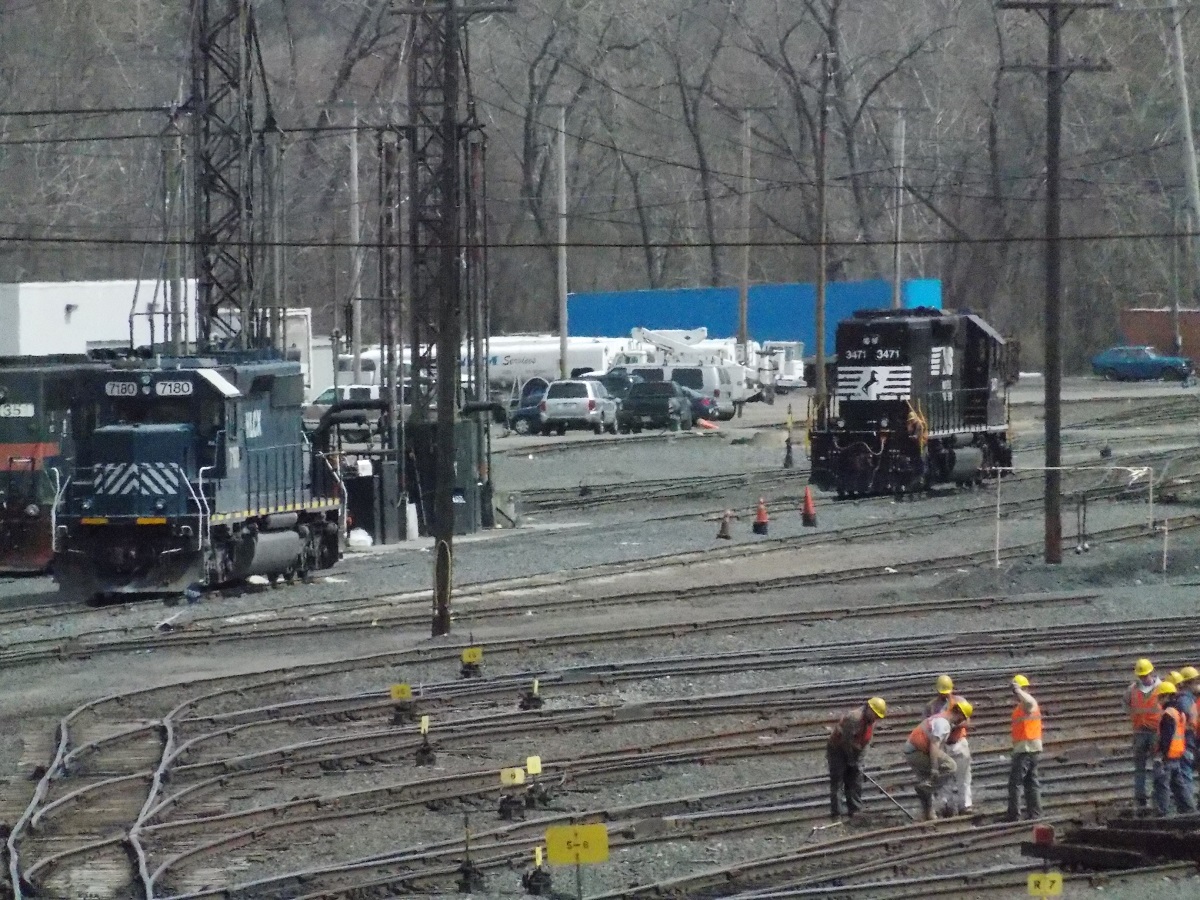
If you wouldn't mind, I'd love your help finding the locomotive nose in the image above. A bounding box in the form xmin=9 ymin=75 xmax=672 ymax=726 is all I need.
xmin=85 ymin=424 xmax=196 ymax=519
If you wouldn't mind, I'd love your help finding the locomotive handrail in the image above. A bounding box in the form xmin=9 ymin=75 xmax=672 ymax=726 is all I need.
xmin=197 ymin=465 xmax=214 ymax=551
xmin=48 ymin=467 xmax=66 ymax=552
xmin=180 ymin=473 xmax=207 ymax=552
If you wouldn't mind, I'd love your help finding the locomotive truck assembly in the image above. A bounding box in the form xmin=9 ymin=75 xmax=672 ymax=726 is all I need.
xmin=53 ymin=352 xmax=342 ymax=601
xmin=808 ymin=308 xmax=1018 ymax=498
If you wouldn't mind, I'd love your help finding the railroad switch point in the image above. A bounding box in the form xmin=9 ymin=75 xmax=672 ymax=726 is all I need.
xmin=415 ymin=737 xmax=436 ymax=767
xmin=456 ymin=859 xmax=485 ymax=893
xmin=519 ymin=689 xmax=544 ymax=710
xmin=460 ymin=661 xmax=482 ymax=679
xmin=498 ymin=793 xmax=526 ymax=820
xmin=522 ymin=865 xmax=552 ymax=896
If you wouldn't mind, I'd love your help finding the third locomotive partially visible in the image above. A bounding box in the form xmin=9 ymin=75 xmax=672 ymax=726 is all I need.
xmin=808 ymin=308 xmax=1018 ymax=498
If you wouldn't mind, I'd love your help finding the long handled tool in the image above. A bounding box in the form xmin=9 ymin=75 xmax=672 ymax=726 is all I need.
xmin=863 ymin=770 xmax=917 ymax=822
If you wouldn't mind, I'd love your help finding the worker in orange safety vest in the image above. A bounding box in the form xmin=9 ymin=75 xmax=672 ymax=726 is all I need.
xmin=1153 ymin=681 xmax=1196 ymax=816
xmin=1124 ymin=658 xmax=1162 ymax=810
xmin=924 ymin=674 xmax=973 ymax=816
xmin=904 ymin=698 xmax=972 ymax=821
xmin=1005 ymin=674 xmax=1043 ymax=821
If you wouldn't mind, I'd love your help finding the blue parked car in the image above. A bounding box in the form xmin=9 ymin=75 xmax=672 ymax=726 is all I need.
xmin=507 ymin=388 xmax=546 ymax=435
xmin=1091 ymin=346 xmax=1194 ymax=382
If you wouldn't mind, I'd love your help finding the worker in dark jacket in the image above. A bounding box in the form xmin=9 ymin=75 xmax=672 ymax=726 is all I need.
xmin=1153 ymin=682 xmax=1196 ymax=816
xmin=827 ymin=697 xmax=887 ymax=820
xmin=1175 ymin=667 xmax=1199 ymax=797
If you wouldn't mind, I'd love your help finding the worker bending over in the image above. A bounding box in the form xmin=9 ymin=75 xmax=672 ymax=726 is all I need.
xmin=904 ymin=698 xmax=973 ymax=821
xmin=826 ymin=697 xmax=888 ymax=820
xmin=1125 ymin=658 xmax=1162 ymax=810
xmin=925 ymin=675 xmax=972 ymax=816
xmin=1006 ymin=674 xmax=1043 ymax=821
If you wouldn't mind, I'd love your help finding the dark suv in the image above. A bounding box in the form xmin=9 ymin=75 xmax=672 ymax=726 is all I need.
xmin=618 ymin=381 xmax=693 ymax=432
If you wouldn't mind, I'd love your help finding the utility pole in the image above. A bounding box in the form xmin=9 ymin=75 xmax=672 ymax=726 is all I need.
xmin=892 ymin=110 xmax=906 ymax=310
xmin=1167 ymin=0 xmax=1200 ymax=307
xmin=999 ymin=0 xmax=1111 ymax=565
xmin=814 ymin=51 xmax=836 ymax=407
xmin=349 ymin=103 xmax=364 ymax=383
xmin=738 ymin=109 xmax=752 ymax=361
xmin=1172 ymin=196 xmax=1183 ymax=353
xmin=557 ymin=105 xmax=569 ymax=381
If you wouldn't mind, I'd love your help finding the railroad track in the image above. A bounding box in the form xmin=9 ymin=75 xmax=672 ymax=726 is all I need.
xmin=11 ymin=605 xmax=1200 ymax=899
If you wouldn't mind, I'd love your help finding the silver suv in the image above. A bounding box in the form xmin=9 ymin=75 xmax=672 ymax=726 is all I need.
xmin=539 ymin=379 xmax=618 ymax=435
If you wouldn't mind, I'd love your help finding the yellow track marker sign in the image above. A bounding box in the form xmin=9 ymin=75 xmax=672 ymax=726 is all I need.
xmin=526 ymin=756 xmax=542 ymax=776
xmin=545 ymin=823 xmax=609 ymax=865
xmin=389 ymin=683 xmax=412 ymax=702
xmin=461 ymin=646 xmax=483 ymax=664
xmin=534 ymin=846 xmax=543 ymax=867
xmin=500 ymin=767 xmax=526 ymax=786
xmin=1028 ymin=872 xmax=1063 ymax=897
xmin=419 ymin=715 xmax=430 ymax=735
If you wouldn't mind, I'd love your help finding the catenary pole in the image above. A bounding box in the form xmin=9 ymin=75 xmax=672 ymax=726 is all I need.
xmin=557 ymin=105 xmax=568 ymax=381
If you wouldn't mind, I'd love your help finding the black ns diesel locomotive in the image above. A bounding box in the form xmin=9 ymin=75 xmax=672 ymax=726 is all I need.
xmin=808 ymin=308 xmax=1018 ymax=498
xmin=54 ymin=353 xmax=342 ymax=600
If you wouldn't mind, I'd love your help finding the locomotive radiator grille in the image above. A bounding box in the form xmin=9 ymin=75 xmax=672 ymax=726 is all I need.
xmin=95 ymin=462 xmax=184 ymax=496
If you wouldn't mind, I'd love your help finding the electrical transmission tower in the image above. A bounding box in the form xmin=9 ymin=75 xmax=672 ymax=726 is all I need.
xmin=190 ymin=0 xmax=279 ymax=350
xmin=395 ymin=0 xmax=506 ymax=636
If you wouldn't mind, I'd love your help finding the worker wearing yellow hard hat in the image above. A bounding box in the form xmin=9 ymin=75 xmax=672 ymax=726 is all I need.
xmin=826 ymin=698 xmax=887 ymax=820
xmin=904 ymin=697 xmax=972 ymax=821
xmin=1175 ymin=666 xmax=1199 ymax=802
xmin=1006 ymin=674 xmax=1043 ymax=822
xmin=1125 ymin=658 xmax=1162 ymax=810
xmin=1153 ymin=681 xmax=1196 ymax=815
xmin=924 ymin=675 xmax=973 ymax=816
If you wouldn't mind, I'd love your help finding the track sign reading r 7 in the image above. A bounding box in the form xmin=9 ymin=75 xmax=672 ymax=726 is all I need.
xmin=1028 ymin=872 xmax=1063 ymax=897
xmin=545 ymin=823 xmax=609 ymax=865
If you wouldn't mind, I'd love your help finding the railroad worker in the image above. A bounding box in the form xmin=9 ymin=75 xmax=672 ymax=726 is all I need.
xmin=826 ymin=697 xmax=888 ymax=820
xmin=1175 ymin=666 xmax=1199 ymax=795
xmin=904 ymin=699 xmax=972 ymax=821
xmin=1125 ymin=658 xmax=1163 ymax=811
xmin=924 ymin=675 xmax=973 ymax=816
xmin=1006 ymin=674 xmax=1043 ymax=821
xmin=1153 ymin=682 xmax=1196 ymax=816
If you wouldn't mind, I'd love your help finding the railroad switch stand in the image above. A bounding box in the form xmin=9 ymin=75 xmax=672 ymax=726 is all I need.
xmin=456 ymin=857 xmax=486 ymax=893
xmin=392 ymin=701 xmax=417 ymax=725
xmin=519 ymin=688 xmax=544 ymax=710
xmin=415 ymin=736 xmax=437 ymax=767
xmin=521 ymin=864 xmax=553 ymax=895
xmin=498 ymin=792 xmax=526 ymax=820
xmin=783 ymin=435 xmax=794 ymax=469
xmin=524 ymin=779 xmax=554 ymax=809
xmin=460 ymin=660 xmax=482 ymax=678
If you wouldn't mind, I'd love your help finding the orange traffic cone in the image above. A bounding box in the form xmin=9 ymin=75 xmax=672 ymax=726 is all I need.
xmin=802 ymin=486 xmax=818 ymax=528
xmin=753 ymin=498 xmax=769 ymax=535
xmin=716 ymin=509 xmax=733 ymax=540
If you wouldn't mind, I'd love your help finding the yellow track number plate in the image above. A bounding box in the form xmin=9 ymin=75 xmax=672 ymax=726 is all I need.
xmin=1028 ymin=872 xmax=1063 ymax=897
xmin=461 ymin=646 xmax=483 ymax=664
xmin=500 ymin=767 xmax=526 ymax=786
xmin=545 ymin=824 xmax=609 ymax=866
xmin=390 ymin=683 xmax=412 ymax=702
xmin=526 ymin=755 xmax=542 ymax=776
xmin=419 ymin=715 xmax=430 ymax=735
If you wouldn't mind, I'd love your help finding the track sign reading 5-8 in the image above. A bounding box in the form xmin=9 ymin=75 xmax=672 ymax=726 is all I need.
xmin=545 ymin=824 xmax=609 ymax=865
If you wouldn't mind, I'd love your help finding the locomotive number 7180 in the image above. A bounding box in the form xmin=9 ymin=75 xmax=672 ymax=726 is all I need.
xmin=154 ymin=381 xmax=194 ymax=396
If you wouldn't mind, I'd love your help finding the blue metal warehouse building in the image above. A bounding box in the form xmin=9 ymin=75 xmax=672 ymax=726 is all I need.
xmin=568 ymin=279 xmax=943 ymax=354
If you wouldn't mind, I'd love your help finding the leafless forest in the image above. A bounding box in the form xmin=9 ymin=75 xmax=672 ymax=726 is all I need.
xmin=0 ymin=0 xmax=1196 ymax=367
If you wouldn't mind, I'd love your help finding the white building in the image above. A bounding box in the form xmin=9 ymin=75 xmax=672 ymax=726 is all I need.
xmin=0 ymin=279 xmax=197 ymax=356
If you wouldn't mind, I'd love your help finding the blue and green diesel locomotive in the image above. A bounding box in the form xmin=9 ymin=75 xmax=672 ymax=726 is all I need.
xmin=54 ymin=352 xmax=342 ymax=599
